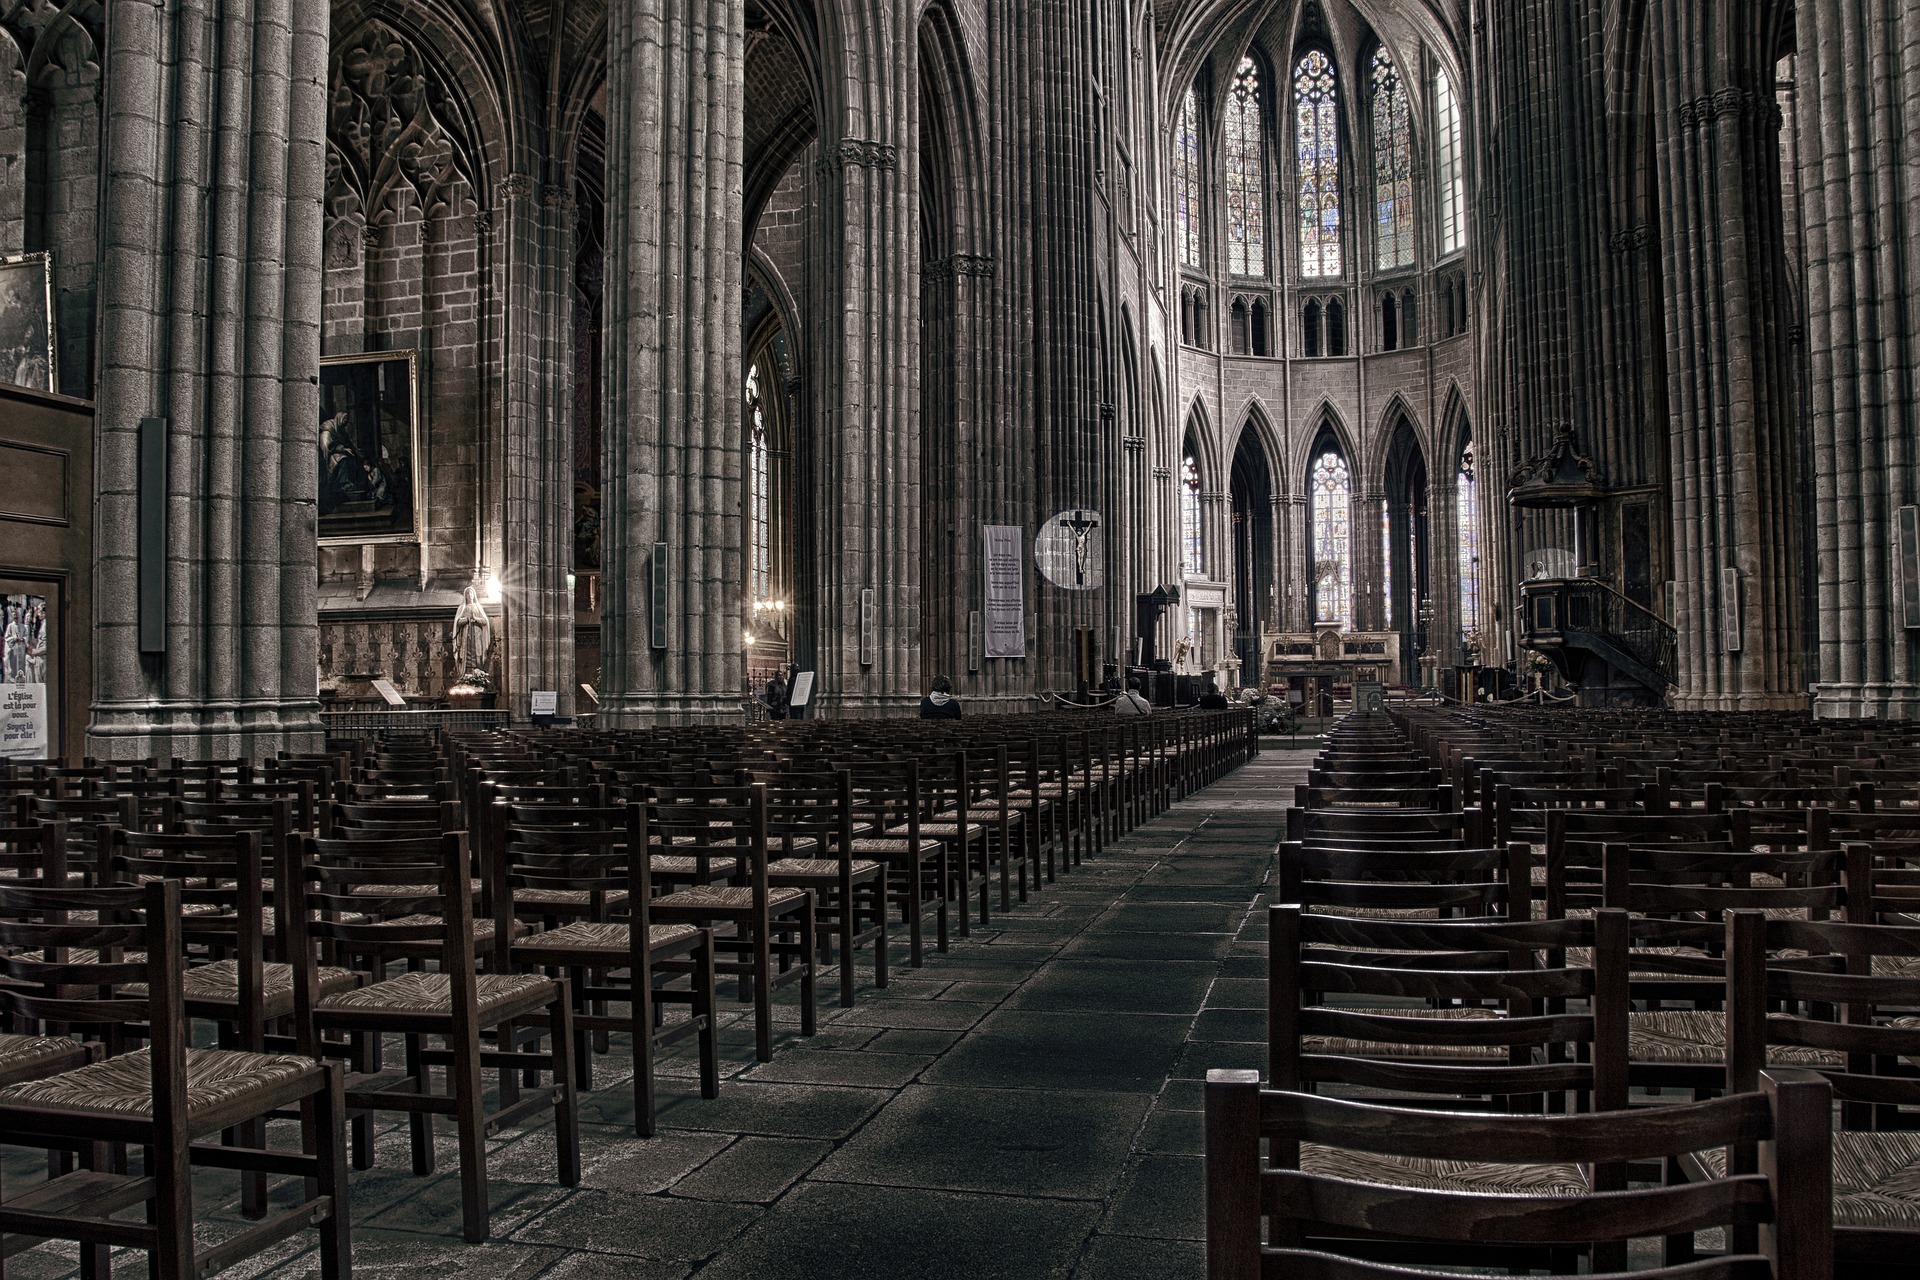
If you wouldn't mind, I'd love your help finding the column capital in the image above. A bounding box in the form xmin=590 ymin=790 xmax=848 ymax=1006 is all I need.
xmin=817 ymin=139 xmax=898 ymax=174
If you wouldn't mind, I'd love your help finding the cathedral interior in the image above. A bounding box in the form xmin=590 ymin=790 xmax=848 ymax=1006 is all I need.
xmin=2 ymin=0 xmax=1918 ymax=1275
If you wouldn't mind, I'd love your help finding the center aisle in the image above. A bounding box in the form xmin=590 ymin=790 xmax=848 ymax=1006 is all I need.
xmin=241 ymin=749 xmax=1314 ymax=1280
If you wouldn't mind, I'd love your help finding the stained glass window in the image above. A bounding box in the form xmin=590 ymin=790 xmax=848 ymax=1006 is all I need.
xmin=1435 ymin=69 xmax=1465 ymax=256
xmin=1458 ymin=440 xmax=1479 ymax=641
xmin=1311 ymin=448 xmax=1352 ymax=625
xmin=1371 ymin=47 xmax=1413 ymax=270
xmin=1382 ymin=507 xmax=1393 ymax=626
xmin=747 ymin=365 xmax=770 ymax=601
xmin=1182 ymin=453 xmax=1204 ymax=576
xmin=1176 ymin=87 xmax=1203 ymax=269
xmin=1225 ymin=58 xmax=1265 ymax=277
xmin=1294 ymin=50 xmax=1341 ymax=279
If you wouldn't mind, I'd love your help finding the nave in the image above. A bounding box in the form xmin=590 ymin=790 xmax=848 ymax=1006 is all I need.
xmin=0 ymin=716 xmax=1280 ymax=1280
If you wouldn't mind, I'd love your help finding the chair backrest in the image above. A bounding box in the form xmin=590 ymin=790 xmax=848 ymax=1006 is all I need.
xmin=1268 ymin=904 xmax=1629 ymax=1111
xmin=647 ymin=782 xmax=769 ymax=889
xmin=0 ymin=879 xmax=187 ymax=1082
xmin=0 ymin=818 xmax=67 ymax=886
xmin=1274 ymin=842 xmax=1528 ymax=921
xmin=1203 ymin=1066 xmax=1834 ymax=1280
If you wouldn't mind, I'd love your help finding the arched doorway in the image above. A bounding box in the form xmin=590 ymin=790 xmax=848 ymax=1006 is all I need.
xmin=1382 ymin=416 xmax=1428 ymax=680
xmin=1230 ymin=427 xmax=1275 ymax=688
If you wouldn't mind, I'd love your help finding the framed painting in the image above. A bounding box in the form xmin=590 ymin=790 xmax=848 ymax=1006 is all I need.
xmin=319 ymin=350 xmax=423 ymax=545
xmin=0 ymin=252 xmax=56 ymax=395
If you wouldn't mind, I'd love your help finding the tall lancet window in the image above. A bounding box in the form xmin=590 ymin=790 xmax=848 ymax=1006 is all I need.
xmin=1176 ymin=86 xmax=1203 ymax=269
xmin=1457 ymin=440 xmax=1480 ymax=644
xmin=1435 ymin=68 xmax=1465 ymax=256
xmin=747 ymin=365 xmax=771 ymax=601
xmin=1382 ymin=507 xmax=1393 ymax=626
xmin=1371 ymin=47 xmax=1413 ymax=270
xmin=1182 ymin=453 xmax=1205 ymax=576
xmin=1311 ymin=448 xmax=1352 ymax=625
xmin=1295 ymin=50 xmax=1342 ymax=279
xmin=1224 ymin=57 xmax=1266 ymax=277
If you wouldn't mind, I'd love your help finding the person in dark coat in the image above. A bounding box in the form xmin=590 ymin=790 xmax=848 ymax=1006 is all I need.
xmin=919 ymin=675 xmax=962 ymax=719
xmin=763 ymin=672 xmax=789 ymax=720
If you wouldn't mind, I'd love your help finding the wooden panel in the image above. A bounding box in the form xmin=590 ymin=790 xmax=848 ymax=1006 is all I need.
xmin=0 ymin=442 xmax=67 ymax=524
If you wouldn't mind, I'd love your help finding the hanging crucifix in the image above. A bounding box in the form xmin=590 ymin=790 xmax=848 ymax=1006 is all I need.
xmin=1064 ymin=510 xmax=1100 ymax=587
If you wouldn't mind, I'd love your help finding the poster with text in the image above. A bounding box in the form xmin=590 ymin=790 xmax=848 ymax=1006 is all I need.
xmin=0 ymin=592 xmax=50 ymax=759
xmin=982 ymin=525 xmax=1027 ymax=658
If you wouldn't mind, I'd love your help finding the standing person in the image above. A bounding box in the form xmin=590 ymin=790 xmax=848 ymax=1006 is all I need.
xmin=919 ymin=675 xmax=962 ymax=719
xmin=763 ymin=671 xmax=790 ymax=720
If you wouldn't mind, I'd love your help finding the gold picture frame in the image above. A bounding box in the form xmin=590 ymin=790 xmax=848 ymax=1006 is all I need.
xmin=318 ymin=349 xmax=424 ymax=545
xmin=0 ymin=252 xmax=57 ymax=395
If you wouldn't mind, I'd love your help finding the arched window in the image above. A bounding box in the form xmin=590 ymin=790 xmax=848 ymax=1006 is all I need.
xmin=1303 ymin=299 xmax=1321 ymax=357
xmin=1182 ymin=452 xmax=1205 ymax=576
xmin=1457 ymin=438 xmax=1480 ymax=643
xmin=1311 ymin=447 xmax=1353 ymax=625
xmin=1435 ymin=68 xmax=1465 ymax=256
xmin=1294 ymin=50 xmax=1342 ymax=279
xmin=1382 ymin=293 xmax=1398 ymax=351
xmin=1230 ymin=298 xmax=1250 ymax=354
xmin=1225 ymin=57 xmax=1266 ymax=277
xmin=746 ymin=364 xmax=771 ymax=601
xmin=1326 ymin=298 xmax=1347 ymax=356
xmin=1402 ymin=289 xmax=1417 ymax=344
xmin=1251 ymin=300 xmax=1269 ymax=356
xmin=1176 ymin=86 xmax=1203 ymax=269
xmin=1371 ymin=47 xmax=1413 ymax=270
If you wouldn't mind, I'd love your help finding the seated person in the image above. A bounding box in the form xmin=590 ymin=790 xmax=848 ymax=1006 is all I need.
xmin=920 ymin=674 xmax=962 ymax=719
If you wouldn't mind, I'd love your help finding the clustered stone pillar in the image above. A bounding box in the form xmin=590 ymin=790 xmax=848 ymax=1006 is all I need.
xmin=599 ymin=0 xmax=746 ymax=724
xmin=502 ymin=178 xmax=578 ymax=719
xmin=1648 ymin=0 xmax=1804 ymax=710
xmin=89 ymin=0 xmax=327 ymax=760
xmin=1800 ymin=0 xmax=1920 ymax=718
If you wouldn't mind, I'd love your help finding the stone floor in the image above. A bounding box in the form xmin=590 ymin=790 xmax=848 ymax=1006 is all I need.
xmin=8 ymin=748 xmax=1311 ymax=1280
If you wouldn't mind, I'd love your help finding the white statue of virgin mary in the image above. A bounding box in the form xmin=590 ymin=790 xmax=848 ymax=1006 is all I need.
xmin=453 ymin=585 xmax=492 ymax=678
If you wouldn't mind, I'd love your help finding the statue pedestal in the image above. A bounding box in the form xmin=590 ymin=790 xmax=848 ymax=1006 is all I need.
xmin=447 ymin=683 xmax=489 ymax=710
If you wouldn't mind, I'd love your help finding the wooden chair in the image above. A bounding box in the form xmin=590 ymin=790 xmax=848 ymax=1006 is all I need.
xmin=287 ymin=830 xmax=581 ymax=1242
xmin=843 ymin=760 xmax=950 ymax=968
xmin=763 ymin=769 xmax=889 ymax=1007
xmin=499 ymin=802 xmax=719 ymax=1137
xmin=1722 ymin=910 xmax=1920 ymax=1277
xmin=648 ymin=783 xmax=818 ymax=1063
xmin=1204 ymin=1067 xmax=1833 ymax=1279
xmin=0 ymin=880 xmax=351 ymax=1280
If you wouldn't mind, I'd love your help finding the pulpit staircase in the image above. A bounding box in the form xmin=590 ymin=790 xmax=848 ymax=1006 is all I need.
xmin=1517 ymin=578 xmax=1676 ymax=706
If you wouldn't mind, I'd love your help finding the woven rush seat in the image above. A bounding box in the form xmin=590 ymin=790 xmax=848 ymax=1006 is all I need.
xmin=915 ymin=821 xmax=985 ymax=839
xmin=0 ymin=1032 xmax=83 ymax=1078
xmin=1695 ymin=1130 xmax=1920 ymax=1229
xmin=851 ymin=837 xmax=942 ymax=856
xmin=0 ymin=1046 xmax=315 ymax=1119
xmin=378 ymin=913 xmax=526 ymax=941
xmin=1298 ymin=1143 xmax=1590 ymax=1196
xmin=316 ymin=970 xmax=552 ymax=1020
xmin=1302 ymin=1005 xmax=1509 ymax=1060
xmin=769 ymin=857 xmax=883 ymax=878
xmin=514 ymin=887 xmax=630 ymax=907
xmin=515 ymin=919 xmax=700 ymax=955
xmin=656 ymin=884 xmax=807 ymax=910
xmin=1628 ymin=1008 xmax=1844 ymax=1066
xmin=651 ymin=854 xmax=740 ymax=877
xmin=123 ymin=958 xmax=357 ymax=1012
xmin=352 ymin=878 xmax=482 ymax=898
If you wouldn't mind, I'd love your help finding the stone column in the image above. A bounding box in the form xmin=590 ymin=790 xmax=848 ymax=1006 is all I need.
xmin=502 ymin=178 xmax=578 ymax=718
xmin=808 ymin=126 xmax=920 ymax=716
xmin=1800 ymin=0 xmax=1920 ymax=718
xmin=599 ymin=0 xmax=746 ymax=723
xmin=1648 ymin=0 xmax=1804 ymax=709
xmin=89 ymin=0 xmax=326 ymax=760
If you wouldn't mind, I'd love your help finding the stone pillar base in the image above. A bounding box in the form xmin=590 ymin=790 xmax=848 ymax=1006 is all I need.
xmin=597 ymin=692 xmax=758 ymax=728
xmin=86 ymin=703 xmax=326 ymax=763
xmin=1667 ymin=691 xmax=1811 ymax=713
xmin=1811 ymin=684 xmax=1920 ymax=721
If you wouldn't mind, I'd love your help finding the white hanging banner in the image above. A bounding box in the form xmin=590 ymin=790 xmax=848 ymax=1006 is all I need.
xmin=982 ymin=525 xmax=1027 ymax=659
xmin=0 ymin=684 xmax=48 ymax=759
